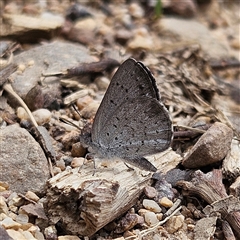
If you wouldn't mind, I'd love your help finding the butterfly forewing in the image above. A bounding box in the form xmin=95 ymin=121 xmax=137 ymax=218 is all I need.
xmin=92 ymin=58 xmax=160 ymax=144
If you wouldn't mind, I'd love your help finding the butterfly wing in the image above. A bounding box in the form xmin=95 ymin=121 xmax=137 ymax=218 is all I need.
xmin=91 ymin=58 xmax=160 ymax=143
xmin=98 ymin=96 xmax=172 ymax=157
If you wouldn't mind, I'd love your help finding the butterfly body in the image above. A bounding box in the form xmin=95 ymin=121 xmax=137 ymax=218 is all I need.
xmin=80 ymin=58 xmax=173 ymax=172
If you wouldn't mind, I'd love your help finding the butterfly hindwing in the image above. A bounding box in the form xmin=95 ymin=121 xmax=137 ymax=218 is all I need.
xmin=98 ymin=96 xmax=172 ymax=157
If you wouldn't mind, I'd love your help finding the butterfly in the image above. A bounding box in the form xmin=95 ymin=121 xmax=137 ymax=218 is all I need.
xmin=80 ymin=58 xmax=173 ymax=172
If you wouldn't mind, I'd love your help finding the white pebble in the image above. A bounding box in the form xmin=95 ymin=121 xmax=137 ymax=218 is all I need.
xmin=22 ymin=230 xmax=37 ymax=240
xmin=15 ymin=214 xmax=29 ymax=224
xmin=71 ymin=157 xmax=84 ymax=168
xmin=129 ymin=3 xmax=144 ymax=18
xmin=25 ymin=191 xmax=40 ymax=202
xmin=33 ymin=108 xmax=52 ymax=125
xmin=17 ymin=107 xmax=52 ymax=125
xmin=56 ymin=159 xmax=66 ymax=171
xmin=1 ymin=217 xmax=21 ymax=229
xmin=6 ymin=229 xmax=26 ymax=240
xmin=144 ymin=211 xmax=159 ymax=226
xmin=17 ymin=107 xmax=29 ymax=120
xmin=143 ymin=199 xmax=162 ymax=213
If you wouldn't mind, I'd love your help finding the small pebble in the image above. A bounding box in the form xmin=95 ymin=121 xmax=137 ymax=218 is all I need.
xmin=144 ymin=186 xmax=157 ymax=198
xmin=34 ymin=230 xmax=45 ymax=240
xmin=187 ymin=224 xmax=195 ymax=231
xmin=17 ymin=107 xmax=28 ymax=120
xmin=144 ymin=211 xmax=159 ymax=226
xmin=0 ymin=182 xmax=9 ymax=191
xmin=15 ymin=213 xmax=29 ymax=224
xmin=6 ymin=229 xmax=26 ymax=240
xmin=159 ymin=197 xmax=173 ymax=208
xmin=71 ymin=157 xmax=84 ymax=168
xmin=44 ymin=226 xmax=58 ymax=240
xmin=32 ymin=108 xmax=52 ymax=125
xmin=61 ymin=156 xmax=73 ymax=166
xmin=25 ymin=191 xmax=40 ymax=202
xmin=22 ymin=230 xmax=37 ymax=239
xmin=165 ymin=215 xmax=185 ymax=234
xmin=115 ymin=29 xmax=133 ymax=44
xmin=11 ymin=196 xmax=24 ymax=207
xmin=71 ymin=142 xmax=87 ymax=157
xmin=115 ymin=213 xmax=138 ymax=233
xmin=128 ymin=28 xmax=153 ymax=50
xmin=0 ymin=186 xmax=6 ymax=192
xmin=143 ymin=199 xmax=161 ymax=213
xmin=76 ymin=95 xmax=93 ymax=110
xmin=8 ymin=212 xmax=17 ymax=220
xmin=138 ymin=208 xmax=149 ymax=216
xmin=230 ymin=38 xmax=240 ymax=50
xmin=28 ymin=60 xmax=35 ymax=66
xmin=61 ymin=130 xmax=80 ymax=151
xmin=156 ymin=213 xmax=163 ymax=221
xmin=19 ymin=222 xmax=33 ymax=231
xmin=1 ymin=217 xmax=21 ymax=229
xmin=80 ymin=101 xmax=99 ymax=119
xmin=56 ymin=159 xmax=66 ymax=171
xmin=129 ymin=3 xmax=144 ymax=18
xmin=52 ymin=166 xmax=61 ymax=175
xmin=0 ymin=213 xmax=8 ymax=221
xmin=136 ymin=214 xmax=144 ymax=225
xmin=17 ymin=107 xmax=52 ymax=125
xmin=9 ymin=205 xmax=18 ymax=213
xmin=75 ymin=18 xmax=97 ymax=32
xmin=17 ymin=64 xmax=26 ymax=73
xmin=28 ymin=225 xmax=39 ymax=232
xmin=94 ymin=76 xmax=110 ymax=91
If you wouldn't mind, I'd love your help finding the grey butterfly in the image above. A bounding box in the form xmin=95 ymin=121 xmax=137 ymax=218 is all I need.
xmin=80 ymin=58 xmax=173 ymax=172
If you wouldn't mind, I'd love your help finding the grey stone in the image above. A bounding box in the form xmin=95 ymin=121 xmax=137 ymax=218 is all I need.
xmin=10 ymin=41 xmax=93 ymax=109
xmin=159 ymin=17 xmax=229 ymax=59
xmin=182 ymin=122 xmax=233 ymax=168
xmin=0 ymin=124 xmax=50 ymax=194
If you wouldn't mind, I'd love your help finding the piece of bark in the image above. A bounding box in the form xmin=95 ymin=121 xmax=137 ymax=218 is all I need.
xmin=222 ymin=220 xmax=236 ymax=240
xmin=66 ymin=58 xmax=120 ymax=77
xmin=222 ymin=139 xmax=240 ymax=179
xmin=177 ymin=169 xmax=240 ymax=239
xmin=229 ymin=176 xmax=240 ymax=197
xmin=0 ymin=63 xmax=17 ymax=86
xmin=45 ymin=149 xmax=181 ymax=236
